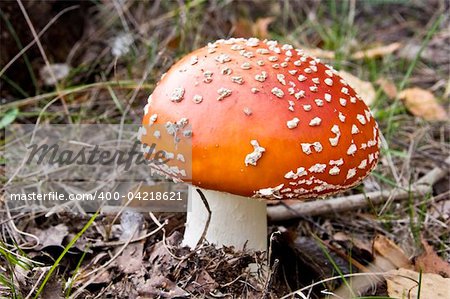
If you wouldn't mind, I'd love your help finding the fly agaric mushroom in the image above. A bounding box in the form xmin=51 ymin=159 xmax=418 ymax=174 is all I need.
xmin=141 ymin=38 xmax=380 ymax=251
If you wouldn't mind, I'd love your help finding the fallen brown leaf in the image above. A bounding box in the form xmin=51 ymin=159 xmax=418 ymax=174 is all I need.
xmin=373 ymin=235 xmax=411 ymax=269
xmin=339 ymin=70 xmax=376 ymax=106
xmin=333 ymin=232 xmax=373 ymax=263
xmin=415 ymin=238 xmax=450 ymax=277
xmin=333 ymin=235 xmax=408 ymax=299
xmin=253 ymin=17 xmax=274 ymax=39
xmin=29 ymin=223 xmax=68 ymax=249
xmin=186 ymin=270 xmax=219 ymax=294
xmin=444 ymin=79 xmax=450 ymax=98
xmin=80 ymin=268 xmax=112 ymax=285
xmin=233 ymin=18 xmax=253 ymax=38
xmin=116 ymin=242 xmax=144 ymax=274
xmin=376 ymin=78 xmax=398 ymax=99
xmin=41 ymin=277 xmax=65 ymax=299
xmin=167 ymin=36 xmax=181 ymax=50
xmin=138 ymin=275 xmax=189 ymax=298
xmin=430 ymin=198 xmax=450 ymax=220
xmin=398 ymin=87 xmax=448 ymax=121
xmin=352 ymin=42 xmax=401 ymax=60
xmin=298 ymin=46 xmax=335 ymax=59
xmin=233 ymin=17 xmax=274 ymax=39
xmin=386 ymin=268 xmax=450 ymax=299
xmin=398 ymin=41 xmax=445 ymax=63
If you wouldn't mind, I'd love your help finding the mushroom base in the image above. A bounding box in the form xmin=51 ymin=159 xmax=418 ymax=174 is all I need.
xmin=182 ymin=186 xmax=268 ymax=251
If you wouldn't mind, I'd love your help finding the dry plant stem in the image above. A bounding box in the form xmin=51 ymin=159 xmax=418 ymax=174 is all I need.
xmin=268 ymin=156 xmax=450 ymax=221
xmin=183 ymin=186 xmax=268 ymax=251
xmin=280 ymin=272 xmax=391 ymax=299
xmin=263 ymin=259 xmax=279 ymax=299
xmin=70 ymin=219 xmax=165 ymax=299
xmin=196 ymin=188 xmax=211 ymax=246
xmin=90 ymin=223 xmax=166 ymax=248
xmin=3 ymin=201 xmax=40 ymax=250
xmin=16 ymin=0 xmax=70 ymax=120
xmin=25 ymin=267 xmax=49 ymax=299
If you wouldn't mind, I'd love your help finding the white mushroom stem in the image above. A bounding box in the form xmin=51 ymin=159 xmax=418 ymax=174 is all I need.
xmin=182 ymin=186 xmax=267 ymax=251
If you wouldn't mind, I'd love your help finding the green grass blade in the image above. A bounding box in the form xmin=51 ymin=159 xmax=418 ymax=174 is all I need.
xmin=312 ymin=234 xmax=355 ymax=298
xmin=33 ymin=211 xmax=99 ymax=299
xmin=386 ymin=14 xmax=444 ymax=137
xmin=0 ymin=108 xmax=19 ymax=129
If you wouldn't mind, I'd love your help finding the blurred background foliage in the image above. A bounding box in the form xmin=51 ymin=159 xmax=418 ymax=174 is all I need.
xmin=0 ymin=0 xmax=448 ymax=125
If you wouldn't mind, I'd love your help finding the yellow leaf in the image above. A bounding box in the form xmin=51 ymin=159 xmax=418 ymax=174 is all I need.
xmin=373 ymin=235 xmax=411 ymax=269
xmin=332 ymin=235 xmax=411 ymax=299
xmin=289 ymin=44 xmax=334 ymax=59
xmin=339 ymin=70 xmax=376 ymax=106
xmin=386 ymin=268 xmax=450 ymax=299
xmin=352 ymin=42 xmax=401 ymax=60
xmin=376 ymin=78 xmax=398 ymax=99
xmin=398 ymin=87 xmax=448 ymax=121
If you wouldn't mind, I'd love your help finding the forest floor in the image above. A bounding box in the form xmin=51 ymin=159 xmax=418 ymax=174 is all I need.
xmin=0 ymin=1 xmax=449 ymax=298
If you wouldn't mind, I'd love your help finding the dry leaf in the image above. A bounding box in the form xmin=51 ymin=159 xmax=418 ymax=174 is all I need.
xmin=333 ymin=235 xmax=405 ymax=299
xmin=333 ymin=232 xmax=373 ymax=261
xmin=78 ymin=268 xmax=112 ymax=285
xmin=398 ymin=87 xmax=448 ymax=121
xmin=376 ymin=78 xmax=398 ymax=99
xmin=233 ymin=19 xmax=253 ymax=38
xmin=430 ymin=198 xmax=450 ymax=220
xmin=233 ymin=17 xmax=274 ymax=39
xmin=444 ymin=80 xmax=450 ymax=98
xmin=297 ymin=46 xmax=335 ymax=59
xmin=29 ymin=224 xmax=68 ymax=249
xmin=116 ymin=242 xmax=144 ymax=274
xmin=352 ymin=42 xmax=401 ymax=60
xmin=186 ymin=270 xmax=219 ymax=294
xmin=138 ymin=275 xmax=189 ymax=298
xmin=386 ymin=268 xmax=450 ymax=299
xmin=167 ymin=36 xmax=181 ymax=50
xmin=41 ymin=277 xmax=65 ymax=299
xmin=373 ymin=235 xmax=411 ymax=269
xmin=398 ymin=41 xmax=442 ymax=63
xmin=415 ymin=238 xmax=450 ymax=277
xmin=252 ymin=17 xmax=274 ymax=39
xmin=339 ymin=70 xmax=376 ymax=106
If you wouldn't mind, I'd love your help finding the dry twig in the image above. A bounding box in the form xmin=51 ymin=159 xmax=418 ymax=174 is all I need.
xmin=196 ymin=188 xmax=212 ymax=248
xmin=268 ymin=156 xmax=450 ymax=221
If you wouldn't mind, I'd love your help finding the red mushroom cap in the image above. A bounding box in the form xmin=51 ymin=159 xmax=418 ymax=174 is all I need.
xmin=142 ymin=38 xmax=380 ymax=200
